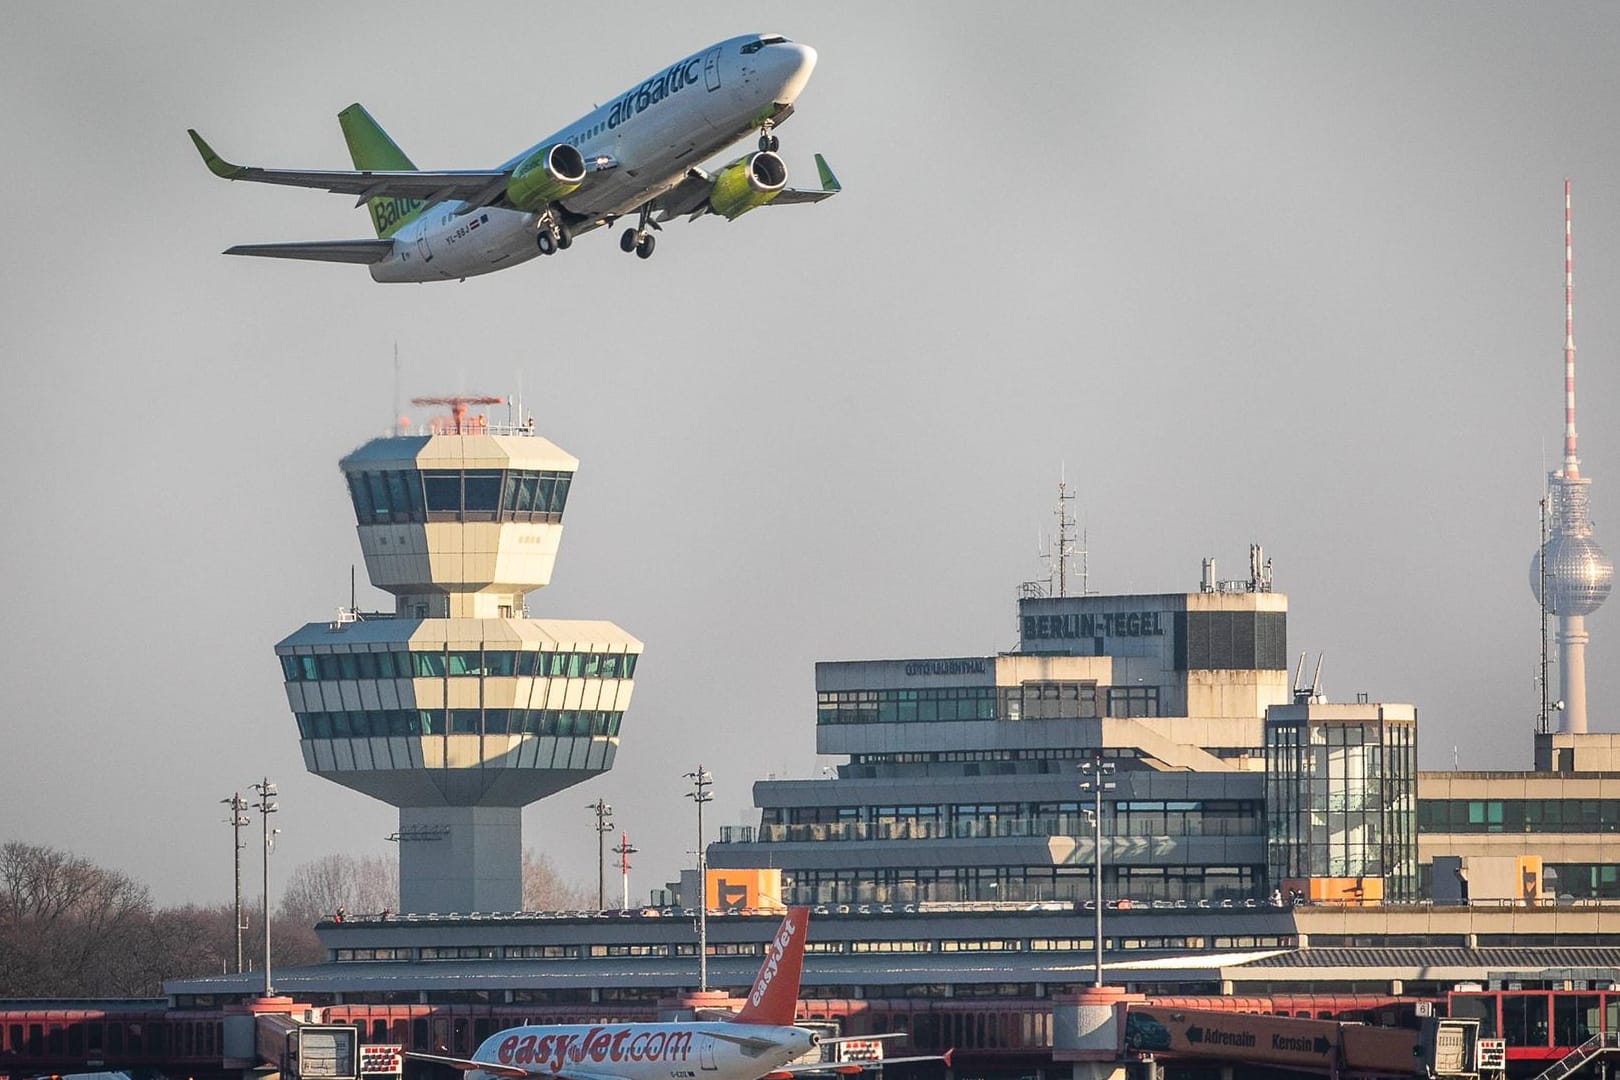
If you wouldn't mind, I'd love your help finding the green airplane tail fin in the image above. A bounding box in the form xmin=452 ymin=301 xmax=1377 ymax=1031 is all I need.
xmin=338 ymin=103 xmax=425 ymax=239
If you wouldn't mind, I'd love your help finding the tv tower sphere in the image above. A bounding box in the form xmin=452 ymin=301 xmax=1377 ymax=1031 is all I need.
xmin=1531 ymin=517 xmax=1614 ymax=617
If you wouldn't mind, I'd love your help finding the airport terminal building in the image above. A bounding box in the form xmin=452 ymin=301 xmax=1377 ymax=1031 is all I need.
xmin=711 ymin=561 xmax=1422 ymax=909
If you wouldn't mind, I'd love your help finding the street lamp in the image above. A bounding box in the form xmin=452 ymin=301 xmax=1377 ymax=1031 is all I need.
xmin=684 ymin=765 xmax=713 ymax=992
xmin=221 ymin=793 xmax=251 ymax=974
xmin=252 ymin=778 xmax=279 ymax=997
xmin=1079 ymin=755 xmax=1116 ymax=989
xmin=587 ymin=798 xmax=614 ymax=910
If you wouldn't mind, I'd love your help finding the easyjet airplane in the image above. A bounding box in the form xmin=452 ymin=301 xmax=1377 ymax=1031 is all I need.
xmin=407 ymin=908 xmax=948 ymax=1080
xmin=188 ymin=33 xmax=839 ymax=282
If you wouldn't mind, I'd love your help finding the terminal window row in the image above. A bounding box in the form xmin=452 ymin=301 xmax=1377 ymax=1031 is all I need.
xmin=347 ymin=468 xmax=573 ymax=524
xmin=295 ymin=708 xmax=623 ymax=739
xmin=778 ymin=864 xmax=1260 ymax=905
xmin=816 ymin=683 xmax=1159 ymax=724
xmin=756 ymin=799 xmax=1262 ymax=841
xmin=854 ymin=748 xmax=1133 ymax=765
xmin=281 ymin=649 xmax=638 ymax=682
xmin=332 ymin=930 xmax=1282 ymax=965
xmin=1418 ymin=798 xmax=1620 ymax=833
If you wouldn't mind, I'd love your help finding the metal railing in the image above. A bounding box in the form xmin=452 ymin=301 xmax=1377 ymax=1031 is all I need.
xmin=1531 ymin=1030 xmax=1620 ymax=1080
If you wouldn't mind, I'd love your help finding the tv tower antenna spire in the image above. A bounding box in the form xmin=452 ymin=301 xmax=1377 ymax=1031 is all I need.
xmin=1563 ymin=178 xmax=1580 ymax=479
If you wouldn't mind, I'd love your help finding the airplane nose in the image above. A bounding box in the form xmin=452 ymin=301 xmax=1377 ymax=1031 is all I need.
xmin=775 ymin=42 xmax=817 ymax=100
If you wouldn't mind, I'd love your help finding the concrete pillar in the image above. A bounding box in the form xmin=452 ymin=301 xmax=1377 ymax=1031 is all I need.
xmin=1560 ymin=615 xmax=1589 ymax=735
xmin=1053 ymin=986 xmax=1146 ymax=1080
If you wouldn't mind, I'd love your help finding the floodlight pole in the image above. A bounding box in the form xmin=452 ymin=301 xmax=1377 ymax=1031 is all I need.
xmin=588 ymin=798 xmax=614 ymax=910
xmin=222 ymin=793 xmax=251 ymax=973
xmin=252 ymin=778 xmax=279 ymax=997
xmin=1080 ymin=754 xmax=1116 ymax=989
xmin=685 ymin=766 xmax=714 ymax=991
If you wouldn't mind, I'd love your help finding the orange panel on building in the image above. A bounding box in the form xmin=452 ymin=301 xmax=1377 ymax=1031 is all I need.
xmin=705 ymin=868 xmax=784 ymax=911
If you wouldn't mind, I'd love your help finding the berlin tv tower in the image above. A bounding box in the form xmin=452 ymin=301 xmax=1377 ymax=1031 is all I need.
xmin=1531 ymin=180 xmax=1614 ymax=734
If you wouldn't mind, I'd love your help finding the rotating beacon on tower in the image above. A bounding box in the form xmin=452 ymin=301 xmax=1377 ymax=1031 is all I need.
xmin=1531 ymin=181 xmax=1613 ymax=735
xmin=274 ymin=395 xmax=642 ymax=913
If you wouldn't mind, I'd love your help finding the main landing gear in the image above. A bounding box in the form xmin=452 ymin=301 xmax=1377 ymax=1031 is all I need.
xmin=757 ymin=119 xmax=780 ymax=153
xmin=535 ymin=213 xmax=573 ymax=256
xmin=619 ymin=204 xmax=659 ymax=260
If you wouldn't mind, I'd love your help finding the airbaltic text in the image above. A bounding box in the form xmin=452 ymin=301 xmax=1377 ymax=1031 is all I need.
xmin=1022 ymin=612 xmax=1166 ymax=640
xmin=608 ymin=56 xmax=706 ymax=129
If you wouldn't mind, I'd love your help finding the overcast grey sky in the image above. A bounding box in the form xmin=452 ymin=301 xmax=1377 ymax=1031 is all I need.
xmin=3 ymin=3 xmax=1618 ymax=908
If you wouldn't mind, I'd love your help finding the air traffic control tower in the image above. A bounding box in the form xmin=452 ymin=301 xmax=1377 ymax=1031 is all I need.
xmin=275 ymin=398 xmax=641 ymax=913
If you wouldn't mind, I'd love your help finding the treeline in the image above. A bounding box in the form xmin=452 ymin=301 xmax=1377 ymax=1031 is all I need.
xmin=0 ymin=841 xmax=591 ymax=998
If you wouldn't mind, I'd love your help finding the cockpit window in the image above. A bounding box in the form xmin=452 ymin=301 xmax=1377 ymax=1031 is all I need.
xmin=741 ymin=35 xmax=791 ymax=54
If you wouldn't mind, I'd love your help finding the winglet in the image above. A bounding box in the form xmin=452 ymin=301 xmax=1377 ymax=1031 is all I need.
xmin=942 ymin=1049 xmax=954 ymax=1069
xmin=187 ymin=130 xmax=246 ymax=179
xmin=734 ymin=907 xmax=809 ymax=1026
xmin=813 ymin=154 xmax=841 ymax=194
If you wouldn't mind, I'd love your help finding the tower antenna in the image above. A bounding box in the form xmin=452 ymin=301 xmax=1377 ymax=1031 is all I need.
xmin=1055 ymin=469 xmax=1076 ymax=597
xmin=1563 ymin=179 xmax=1579 ymax=479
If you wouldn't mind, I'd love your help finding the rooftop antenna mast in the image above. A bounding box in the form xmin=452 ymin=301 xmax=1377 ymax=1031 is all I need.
xmin=1054 ymin=470 xmax=1077 ymax=597
xmin=1537 ymin=492 xmax=1552 ymax=734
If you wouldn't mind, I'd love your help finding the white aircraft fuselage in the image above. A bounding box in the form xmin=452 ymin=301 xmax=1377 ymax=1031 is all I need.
xmin=464 ymin=1021 xmax=815 ymax=1080
xmin=371 ymin=35 xmax=815 ymax=282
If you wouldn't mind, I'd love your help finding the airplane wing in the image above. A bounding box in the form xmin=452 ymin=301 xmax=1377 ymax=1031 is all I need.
xmin=704 ymin=1030 xmax=788 ymax=1054
xmin=765 ymin=1050 xmax=954 ymax=1077
xmin=223 ymin=239 xmax=395 ymax=264
xmin=770 ymin=154 xmax=843 ymax=205
xmin=405 ymin=1053 xmax=530 ymax=1078
xmin=189 ymin=130 xmax=511 ymax=206
xmin=403 ymin=1052 xmax=624 ymax=1080
xmin=656 ymin=154 xmax=841 ymax=222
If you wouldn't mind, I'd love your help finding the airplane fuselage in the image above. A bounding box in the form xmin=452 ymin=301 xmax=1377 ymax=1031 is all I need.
xmin=466 ymin=1021 xmax=815 ymax=1080
xmin=370 ymin=35 xmax=814 ymax=282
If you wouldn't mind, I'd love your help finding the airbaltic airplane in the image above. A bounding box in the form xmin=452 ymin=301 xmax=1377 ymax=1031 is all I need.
xmin=188 ymin=33 xmax=839 ymax=283
xmin=407 ymin=909 xmax=948 ymax=1080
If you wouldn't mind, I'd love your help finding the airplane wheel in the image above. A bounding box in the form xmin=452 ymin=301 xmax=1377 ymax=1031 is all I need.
xmin=636 ymin=234 xmax=656 ymax=259
xmin=768 ymin=135 xmax=780 ymax=152
xmin=759 ymin=134 xmax=771 ymax=152
xmin=537 ymin=231 xmax=556 ymax=255
xmin=556 ymin=222 xmax=573 ymax=250
xmin=620 ymin=228 xmax=638 ymax=253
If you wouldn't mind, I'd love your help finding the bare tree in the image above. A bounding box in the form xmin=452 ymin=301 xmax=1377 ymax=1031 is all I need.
xmin=522 ymin=849 xmax=593 ymax=911
xmin=0 ymin=842 xmax=154 ymax=997
xmin=278 ymin=852 xmax=398 ymax=924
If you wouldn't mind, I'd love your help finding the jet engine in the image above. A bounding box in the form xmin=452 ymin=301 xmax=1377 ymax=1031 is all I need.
xmin=708 ymin=151 xmax=788 ymax=220
xmin=506 ymin=143 xmax=587 ymax=211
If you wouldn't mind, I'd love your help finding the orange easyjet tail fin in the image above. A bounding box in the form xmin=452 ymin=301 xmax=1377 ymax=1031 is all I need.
xmin=734 ymin=907 xmax=810 ymax=1026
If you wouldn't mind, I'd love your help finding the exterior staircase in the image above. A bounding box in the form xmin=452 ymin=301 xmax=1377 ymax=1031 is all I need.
xmin=1530 ymin=1031 xmax=1620 ymax=1080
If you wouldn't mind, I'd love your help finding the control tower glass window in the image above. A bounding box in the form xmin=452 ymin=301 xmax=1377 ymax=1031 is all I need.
xmin=344 ymin=468 xmax=573 ymax=525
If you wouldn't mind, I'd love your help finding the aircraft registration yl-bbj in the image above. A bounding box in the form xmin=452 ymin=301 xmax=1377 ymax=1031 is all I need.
xmin=407 ymin=908 xmax=950 ymax=1080
xmin=187 ymin=33 xmax=840 ymax=282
